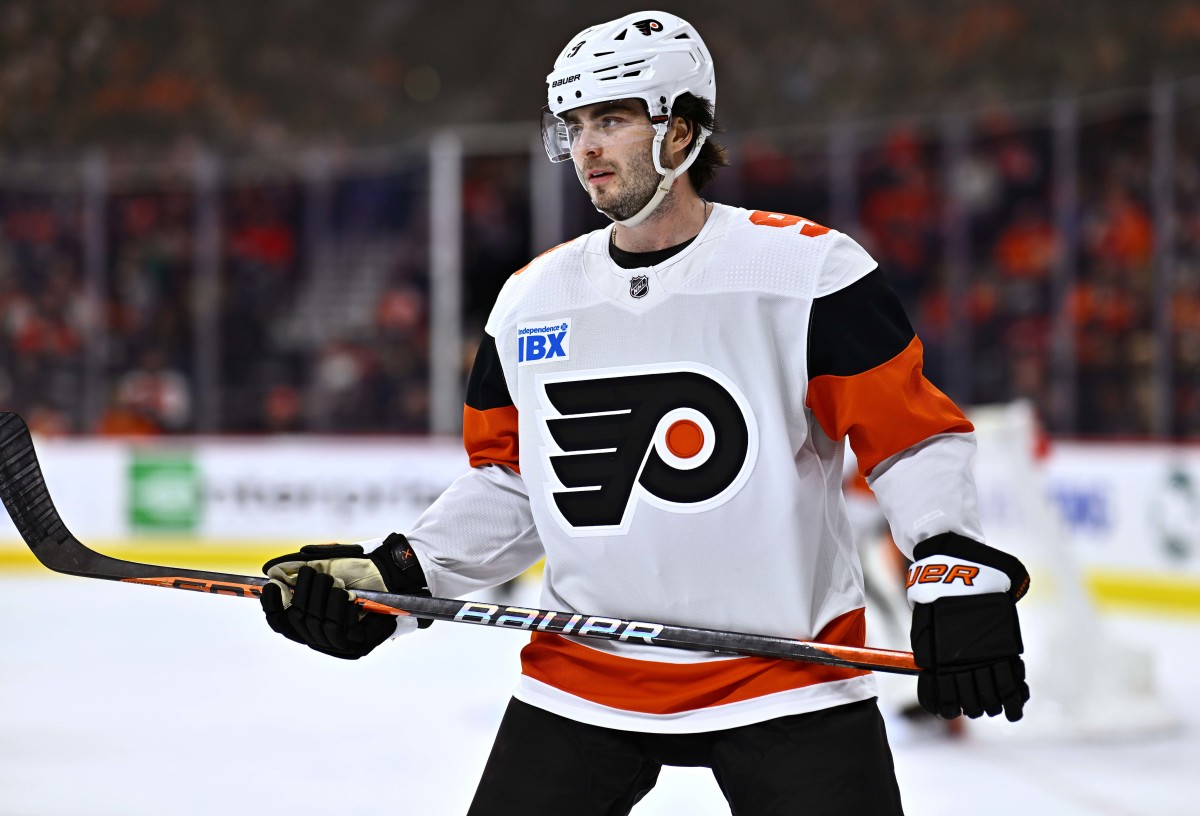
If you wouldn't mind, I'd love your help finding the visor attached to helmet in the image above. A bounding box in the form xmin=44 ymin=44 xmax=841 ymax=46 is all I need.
xmin=540 ymin=103 xmax=657 ymax=163
xmin=541 ymin=107 xmax=573 ymax=163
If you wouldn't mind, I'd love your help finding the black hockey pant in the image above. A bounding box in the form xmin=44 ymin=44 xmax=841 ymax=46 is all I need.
xmin=467 ymin=697 xmax=904 ymax=816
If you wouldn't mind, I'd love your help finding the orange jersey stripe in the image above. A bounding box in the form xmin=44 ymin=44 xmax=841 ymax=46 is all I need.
xmin=463 ymin=404 xmax=520 ymax=472
xmin=519 ymin=609 xmax=868 ymax=715
xmin=806 ymin=336 xmax=973 ymax=477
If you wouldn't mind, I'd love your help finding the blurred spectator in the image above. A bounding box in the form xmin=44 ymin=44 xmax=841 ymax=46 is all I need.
xmin=0 ymin=188 xmax=89 ymax=431
xmin=219 ymin=182 xmax=302 ymax=431
xmin=109 ymin=348 xmax=192 ymax=431
xmin=858 ymin=126 xmax=942 ymax=310
xmin=25 ymin=403 xmax=72 ymax=437
xmin=375 ymin=285 xmax=424 ymax=338
xmin=307 ymin=338 xmax=383 ymax=431
xmin=462 ymin=155 xmax=532 ymax=326
xmin=261 ymin=383 xmax=304 ymax=434
xmin=1085 ymin=184 xmax=1154 ymax=270
xmin=993 ymin=203 xmax=1058 ymax=282
xmin=94 ymin=387 xmax=161 ymax=436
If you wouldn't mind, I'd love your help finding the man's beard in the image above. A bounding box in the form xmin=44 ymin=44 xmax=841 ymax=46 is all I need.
xmin=582 ymin=146 xmax=664 ymax=222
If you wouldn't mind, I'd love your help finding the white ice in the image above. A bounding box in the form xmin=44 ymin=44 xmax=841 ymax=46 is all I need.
xmin=1 ymin=575 xmax=1198 ymax=815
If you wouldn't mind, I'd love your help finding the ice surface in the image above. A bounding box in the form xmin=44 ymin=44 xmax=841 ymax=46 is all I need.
xmin=1 ymin=575 xmax=1198 ymax=815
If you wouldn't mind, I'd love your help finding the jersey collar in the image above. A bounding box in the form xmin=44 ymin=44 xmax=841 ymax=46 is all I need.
xmin=582 ymin=204 xmax=731 ymax=312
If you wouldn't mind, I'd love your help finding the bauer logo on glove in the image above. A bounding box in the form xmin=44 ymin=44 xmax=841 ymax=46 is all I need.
xmin=907 ymin=532 xmax=1031 ymax=722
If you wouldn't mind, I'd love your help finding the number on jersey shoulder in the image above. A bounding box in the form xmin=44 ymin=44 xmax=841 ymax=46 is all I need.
xmin=748 ymin=210 xmax=830 ymax=238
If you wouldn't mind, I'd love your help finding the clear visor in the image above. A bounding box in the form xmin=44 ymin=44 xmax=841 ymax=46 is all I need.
xmin=540 ymin=106 xmax=658 ymax=163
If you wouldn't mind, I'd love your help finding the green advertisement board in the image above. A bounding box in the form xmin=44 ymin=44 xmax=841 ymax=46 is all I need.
xmin=128 ymin=453 xmax=201 ymax=533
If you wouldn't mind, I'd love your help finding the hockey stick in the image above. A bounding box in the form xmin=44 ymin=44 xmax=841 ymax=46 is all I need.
xmin=0 ymin=412 xmax=918 ymax=675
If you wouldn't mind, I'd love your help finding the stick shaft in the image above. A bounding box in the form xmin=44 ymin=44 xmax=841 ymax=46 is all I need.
xmin=122 ymin=574 xmax=917 ymax=673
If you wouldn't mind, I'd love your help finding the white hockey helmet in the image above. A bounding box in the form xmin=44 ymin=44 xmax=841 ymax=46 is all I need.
xmin=542 ymin=11 xmax=717 ymax=227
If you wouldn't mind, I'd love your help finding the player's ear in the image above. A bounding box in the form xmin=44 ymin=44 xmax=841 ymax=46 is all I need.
xmin=666 ymin=115 xmax=694 ymax=167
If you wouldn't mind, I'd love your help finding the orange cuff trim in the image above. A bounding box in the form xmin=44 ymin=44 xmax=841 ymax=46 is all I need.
xmin=519 ymin=609 xmax=868 ymax=716
xmin=463 ymin=404 xmax=520 ymax=472
xmin=806 ymin=336 xmax=973 ymax=476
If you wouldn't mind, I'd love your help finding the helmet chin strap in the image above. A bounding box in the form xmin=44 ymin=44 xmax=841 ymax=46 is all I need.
xmin=594 ymin=125 xmax=711 ymax=229
xmin=613 ymin=168 xmax=676 ymax=228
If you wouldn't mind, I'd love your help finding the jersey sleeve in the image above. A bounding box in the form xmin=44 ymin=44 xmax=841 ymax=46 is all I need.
xmin=804 ymin=268 xmax=985 ymax=558
xmin=463 ymin=332 xmax=520 ymax=471
xmin=400 ymin=331 xmax=543 ymax=597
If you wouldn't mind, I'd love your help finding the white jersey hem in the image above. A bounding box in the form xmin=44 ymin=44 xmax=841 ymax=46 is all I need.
xmin=511 ymin=674 xmax=879 ymax=734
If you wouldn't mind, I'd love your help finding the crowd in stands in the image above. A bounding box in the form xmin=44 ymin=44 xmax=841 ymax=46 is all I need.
xmin=5 ymin=90 xmax=1199 ymax=438
xmin=3 ymin=1 xmax=1200 ymax=156
xmin=0 ymin=186 xmax=87 ymax=436
xmin=827 ymin=104 xmax=1200 ymax=438
xmin=3 ymin=2 xmax=1200 ymax=438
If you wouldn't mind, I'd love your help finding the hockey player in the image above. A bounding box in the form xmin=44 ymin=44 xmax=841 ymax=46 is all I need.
xmin=259 ymin=11 xmax=1030 ymax=815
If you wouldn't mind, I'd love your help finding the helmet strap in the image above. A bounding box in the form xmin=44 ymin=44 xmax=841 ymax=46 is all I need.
xmin=609 ymin=125 xmax=711 ymax=229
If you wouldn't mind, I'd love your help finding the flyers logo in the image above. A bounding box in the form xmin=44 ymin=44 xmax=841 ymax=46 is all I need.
xmin=633 ymin=19 xmax=663 ymax=36
xmin=538 ymin=363 xmax=758 ymax=534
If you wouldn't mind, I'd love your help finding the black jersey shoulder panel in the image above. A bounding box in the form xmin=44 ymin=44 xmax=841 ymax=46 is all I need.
xmin=807 ymin=268 xmax=916 ymax=379
xmin=465 ymin=333 xmax=514 ymax=411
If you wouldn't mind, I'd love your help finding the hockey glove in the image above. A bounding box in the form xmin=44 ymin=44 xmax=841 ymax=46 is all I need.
xmin=260 ymin=533 xmax=431 ymax=660
xmin=907 ymin=532 xmax=1031 ymax=722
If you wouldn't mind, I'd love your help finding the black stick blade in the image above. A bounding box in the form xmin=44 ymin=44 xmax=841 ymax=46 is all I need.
xmin=0 ymin=411 xmax=265 ymax=585
xmin=0 ymin=412 xmax=84 ymax=573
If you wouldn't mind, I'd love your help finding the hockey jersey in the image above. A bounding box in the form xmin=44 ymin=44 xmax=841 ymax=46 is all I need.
xmin=400 ymin=203 xmax=985 ymax=733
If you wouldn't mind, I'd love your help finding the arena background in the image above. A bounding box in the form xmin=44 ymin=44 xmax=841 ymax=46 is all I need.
xmin=2 ymin=2 xmax=1200 ymax=814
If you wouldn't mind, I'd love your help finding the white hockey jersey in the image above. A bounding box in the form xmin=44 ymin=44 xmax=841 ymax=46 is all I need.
xmin=401 ymin=203 xmax=986 ymax=733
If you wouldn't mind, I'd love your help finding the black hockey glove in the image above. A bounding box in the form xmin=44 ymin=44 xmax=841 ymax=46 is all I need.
xmin=260 ymin=533 xmax=431 ymax=660
xmin=907 ymin=532 xmax=1031 ymax=722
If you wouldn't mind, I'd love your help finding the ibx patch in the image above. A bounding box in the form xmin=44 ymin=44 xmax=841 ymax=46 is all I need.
xmin=517 ymin=318 xmax=572 ymax=365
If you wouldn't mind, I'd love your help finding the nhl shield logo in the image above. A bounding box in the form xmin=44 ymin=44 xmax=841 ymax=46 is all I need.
xmin=630 ymin=275 xmax=649 ymax=299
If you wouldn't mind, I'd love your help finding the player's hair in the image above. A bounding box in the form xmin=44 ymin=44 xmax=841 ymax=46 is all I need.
xmin=672 ymin=93 xmax=728 ymax=191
